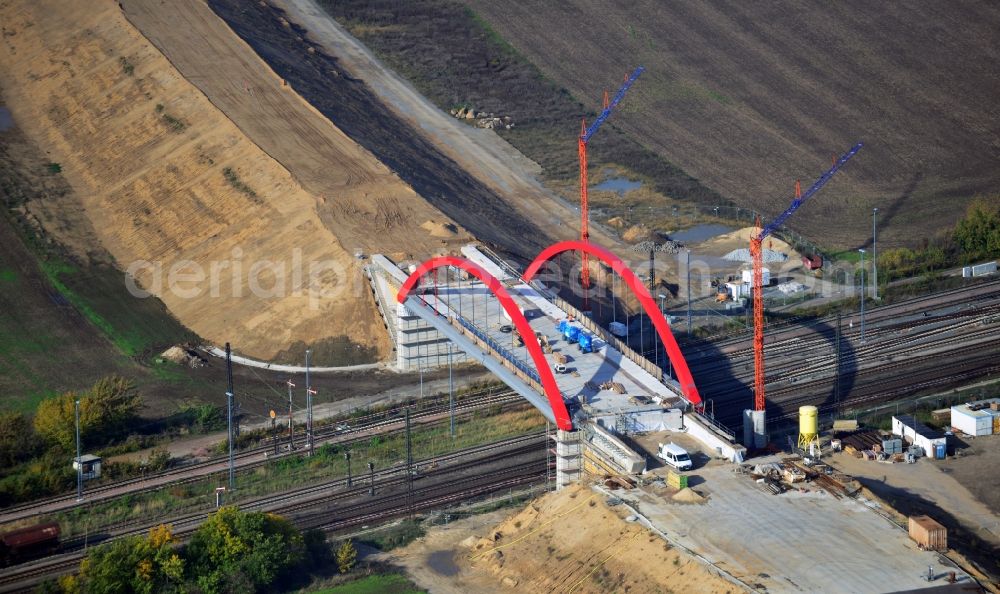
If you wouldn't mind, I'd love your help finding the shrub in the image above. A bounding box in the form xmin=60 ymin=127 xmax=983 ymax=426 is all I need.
xmin=222 ymin=167 xmax=260 ymax=201
xmin=34 ymin=376 xmax=141 ymax=451
xmin=336 ymin=539 xmax=357 ymax=574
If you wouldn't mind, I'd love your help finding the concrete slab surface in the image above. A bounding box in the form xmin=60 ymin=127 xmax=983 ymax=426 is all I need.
xmin=633 ymin=460 xmax=971 ymax=593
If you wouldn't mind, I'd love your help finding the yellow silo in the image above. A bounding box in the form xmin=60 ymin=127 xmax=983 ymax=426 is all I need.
xmin=797 ymin=405 xmax=818 ymax=449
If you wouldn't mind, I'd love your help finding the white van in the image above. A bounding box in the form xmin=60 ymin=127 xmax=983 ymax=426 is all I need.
xmin=657 ymin=443 xmax=692 ymax=471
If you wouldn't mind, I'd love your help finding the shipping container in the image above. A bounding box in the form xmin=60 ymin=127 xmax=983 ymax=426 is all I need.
xmin=801 ymin=254 xmax=823 ymax=270
xmin=908 ymin=516 xmax=947 ymax=551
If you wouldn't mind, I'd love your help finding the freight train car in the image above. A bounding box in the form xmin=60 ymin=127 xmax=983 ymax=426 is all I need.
xmin=0 ymin=522 xmax=60 ymax=566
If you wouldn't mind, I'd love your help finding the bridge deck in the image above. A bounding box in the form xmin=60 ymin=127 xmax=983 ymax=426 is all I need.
xmin=391 ymin=247 xmax=684 ymax=421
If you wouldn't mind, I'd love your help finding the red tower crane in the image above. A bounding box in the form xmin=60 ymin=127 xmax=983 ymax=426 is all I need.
xmin=750 ymin=142 xmax=863 ymax=415
xmin=578 ymin=67 xmax=644 ymax=308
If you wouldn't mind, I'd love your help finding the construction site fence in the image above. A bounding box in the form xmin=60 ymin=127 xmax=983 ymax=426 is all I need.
xmin=842 ymin=381 xmax=1000 ymax=430
xmin=592 ymin=203 xmax=829 ymax=261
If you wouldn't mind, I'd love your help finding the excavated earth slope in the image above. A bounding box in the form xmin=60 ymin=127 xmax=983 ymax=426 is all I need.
xmin=0 ymin=0 xmax=468 ymax=360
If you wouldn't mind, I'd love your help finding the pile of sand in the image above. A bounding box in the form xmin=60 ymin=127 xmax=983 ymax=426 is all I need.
xmin=421 ymin=219 xmax=459 ymax=238
xmin=695 ymin=226 xmax=801 ymax=260
xmin=622 ymin=224 xmax=656 ymax=243
xmin=672 ymin=487 xmax=707 ymax=504
xmin=606 ymin=216 xmax=627 ymax=229
xmin=160 ymin=346 xmax=190 ymax=364
xmin=459 ymin=484 xmax=734 ymax=593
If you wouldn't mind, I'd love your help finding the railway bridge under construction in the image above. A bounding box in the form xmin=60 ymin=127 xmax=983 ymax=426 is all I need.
xmin=366 ymin=242 xmax=744 ymax=486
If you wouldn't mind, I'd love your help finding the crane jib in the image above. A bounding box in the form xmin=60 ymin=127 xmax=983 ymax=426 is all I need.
xmin=756 ymin=141 xmax=864 ymax=242
xmin=581 ymin=66 xmax=645 ymax=143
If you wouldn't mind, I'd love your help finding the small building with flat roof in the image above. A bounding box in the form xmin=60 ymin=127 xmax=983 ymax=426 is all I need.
xmin=950 ymin=398 xmax=1000 ymax=436
xmin=72 ymin=454 xmax=102 ymax=480
xmin=892 ymin=415 xmax=947 ymax=459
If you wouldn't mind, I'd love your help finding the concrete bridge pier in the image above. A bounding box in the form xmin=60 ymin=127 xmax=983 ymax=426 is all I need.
xmin=554 ymin=429 xmax=581 ymax=489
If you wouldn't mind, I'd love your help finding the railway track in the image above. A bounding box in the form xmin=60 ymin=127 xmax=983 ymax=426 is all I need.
xmin=0 ymin=433 xmax=549 ymax=592
xmin=0 ymin=388 xmax=523 ymax=526
xmin=695 ymin=302 xmax=1000 ymax=391
xmin=712 ymin=349 xmax=1000 ymax=429
xmin=691 ymin=282 xmax=1000 ymax=430
xmin=686 ymin=278 xmax=1000 ymax=357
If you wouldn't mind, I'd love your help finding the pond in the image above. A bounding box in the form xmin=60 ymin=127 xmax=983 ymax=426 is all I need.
xmin=426 ymin=549 xmax=459 ymax=576
xmin=671 ymin=223 xmax=734 ymax=244
xmin=0 ymin=107 xmax=13 ymax=132
xmin=592 ymin=176 xmax=643 ymax=196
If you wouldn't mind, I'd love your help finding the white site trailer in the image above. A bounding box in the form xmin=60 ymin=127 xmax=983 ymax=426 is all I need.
xmin=951 ymin=400 xmax=1000 ymax=436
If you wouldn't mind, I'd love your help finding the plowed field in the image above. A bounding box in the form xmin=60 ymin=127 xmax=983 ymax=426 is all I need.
xmin=463 ymin=0 xmax=1000 ymax=249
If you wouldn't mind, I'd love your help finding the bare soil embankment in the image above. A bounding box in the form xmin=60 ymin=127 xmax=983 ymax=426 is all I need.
xmin=206 ymin=0 xmax=558 ymax=259
xmin=464 ymin=0 xmax=1000 ymax=250
xmin=394 ymin=484 xmax=735 ymax=593
xmin=122 ymin=0 xmax=470 ymax=261
xmin=0 ymin=0 xmax=466 ymax=361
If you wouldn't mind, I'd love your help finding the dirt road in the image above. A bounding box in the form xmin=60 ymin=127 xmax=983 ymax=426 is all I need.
xmin=206 ymin=0 xmax=630 ymax=259
xmin=273 ymin=0 xmax=618 ymax=251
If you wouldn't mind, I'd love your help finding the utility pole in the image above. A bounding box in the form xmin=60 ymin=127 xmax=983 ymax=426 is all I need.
xmin=654 ymin=293 xmax=660 ymax=368
xmin=448 ymin=345 xmax=455 ymax=438
xmin=305 ymin=349 xmax=315 ymax=456
xmin=286 ymin=378 xmax=295 ymax=449
xmin=658 ymin=294 xmax=666 ymax=357
xmin=225 ymin=342 xmax=235 ymax=491
xmin=405 ymin=407 xmax=413 ymax=515
xmin=639 ymin=309 xmax=644 ymax=359
xmin=686 ymin=249 xmax=693 ymax=335
xmin=270 ymin=410 xmax=278 ymax=455
xmin=872 ymin=207 xmax=879 ymax=300
xmin=835 ymin=312 xmax=842 ymax=414
xmin=368 ymin=461 xmax=375 ymax=496
xmin=345 ymin=451 xmax=352 ymax=487
xmin=858 ymin=249 xmax=867 ymax=343
xmin=75 ymin=398 xmax=82 ymax=502
xmin=611 ymin=272 xmax=617 ymax=324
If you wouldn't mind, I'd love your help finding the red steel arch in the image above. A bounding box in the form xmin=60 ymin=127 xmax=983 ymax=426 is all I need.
xmin=397 ymin=256 xmax=573 ymax=430
xmin=523 ymin=240 xmax=703 ymax=407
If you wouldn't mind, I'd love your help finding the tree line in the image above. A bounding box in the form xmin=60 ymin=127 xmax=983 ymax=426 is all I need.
xmin=0 ymin=376 xmax=145 ymax=505
xmin=43 ymin=506 xmax=354 ymax=594
xmin=877 ymin=196 xmax=1000 ymax=283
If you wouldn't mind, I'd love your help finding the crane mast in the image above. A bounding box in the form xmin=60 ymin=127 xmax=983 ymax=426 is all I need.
xmin=579 ymin=66 xmax=644 ymax=309
xmin=751 ymin=142 xmax=863 ymax=417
